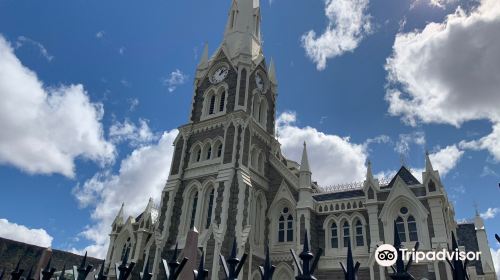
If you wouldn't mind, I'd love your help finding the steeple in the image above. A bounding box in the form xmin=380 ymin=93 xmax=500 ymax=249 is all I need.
xmin=366 ymin=160 xmax=374 ymax=182
xmin=425 ymin=150 xmax=434 ymax=172
xmin=223 ymin=0 xmax=262 ymax=63
xmin=300 ymin=142 xmax=311 ymax=173
xmin=113 ymin=203 xmax=125 ymax=227
xmin=268 ymin=58 xmax=277 ymax=85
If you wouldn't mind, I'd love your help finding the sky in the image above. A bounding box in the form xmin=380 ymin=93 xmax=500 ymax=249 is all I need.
xmin=0 ymin=0 xmax=499 ymax=275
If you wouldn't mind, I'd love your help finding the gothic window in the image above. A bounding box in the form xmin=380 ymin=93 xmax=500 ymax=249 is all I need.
xmin=203 ymin=142 xmax=212 ymax=160
xmin=395 ymin=208 xmax=419 ymax=242
xmin=408 ymin=215 xmax=418 ymax=241
xmin=355 ymin=220 xmax=364 ymax=246
xmin=192 ymin=145 xmax=202 ymax=163
xmin=428 ymin=180 xmax=436 ymax=192
xmin=368 ymin=187 xmax=374 ymax=199
xmin=278 ymin=207 xmax=293 ymax=242
xmin=209 ymin=95 xmax=216 ymax=115
xmin=331 ymin=222 xmax=338 ymax=248
xmin=396 ymin=216 xmax=406 ymax=242
xmin=205 ymin=188 xmax=215 ymax=229
xmin=189 ymin=191 xmax=199 ymax=229
xmin=219 ymin=90 xmax=226 ymax=112
xmin=347 ymin=202 xmax=351 ymax=209
xmin=258 ymin=152 xmax=264 ymax=173
xmin=319 ymin=206 xmax=323 ymax=212
xmin=121 ymin=237 xmax=131 ymax=260
xmin=215 ymin=141 xmax=223 ymax=158
xmin=343 ymin=221 xmax=350 ymax=247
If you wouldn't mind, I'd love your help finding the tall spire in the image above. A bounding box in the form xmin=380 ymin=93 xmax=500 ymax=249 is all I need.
xmin=300 ymin=142 xmax=310 ymax=173
xmin=113 ymin=203 xmax=125 ymax=226
xmin=425 ymin=150 xmax=434 ymax=172
xmin=223 ymin=0 xmax=262 ymax=63
xmin=366 ymin=160 xmax=374 ymax=182
xmin=268 ymin=58 xmax=277 ymax=85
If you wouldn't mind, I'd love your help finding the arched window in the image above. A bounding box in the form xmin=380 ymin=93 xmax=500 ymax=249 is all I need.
xmin=343 ymin=221 xmax=350 ymax=247
xmin=331 ymin=222 xmax=338 ymax=248
xmin=189 ymin=191 xmax=199 ymax=229
xmin=215 ymin=141 xmax=223 ymax=158
xmin=258 ymin=152 xmax=264 ymax=173
xmin=428 ymin=180 xmax=436 ymax=192
xmin=319 ymin=206 xmax=323 ymax=212
xmin=205 ymin=189 xmax=215 ymax=229
xmin=278 ymin=207 xmax=293 ymax=242
xmin=395 ymin=216 xmax=406 ymax=242
xmin=192 ymin=145 xmax=202 ymax=163
xmin=368 ymin=187 xmax=374 ymax=199
xmin=209 ymin=95 xmax=216 ymax=115
xmin=251 ymin=147 xmax=259 ymax=169
xmin=408 ymin=215 xmax=418 ymax=241
xmin=355 ymin=220 xmax=364 ymax=246
xmin=206 ymin=146 xmax=212 ymax=160
xmin=219 ymin=90 xmax=226 ymax=112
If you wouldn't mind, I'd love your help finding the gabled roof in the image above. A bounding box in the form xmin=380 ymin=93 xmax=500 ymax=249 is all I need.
xmin=313 ymin=190 xmax=365 ymax=201
xmin=383 ymin=166 xmax=420 ymax=189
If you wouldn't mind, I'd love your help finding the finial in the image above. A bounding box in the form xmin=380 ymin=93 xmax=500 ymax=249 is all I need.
xmin=300 ymin=141 xmax=311 ymax=173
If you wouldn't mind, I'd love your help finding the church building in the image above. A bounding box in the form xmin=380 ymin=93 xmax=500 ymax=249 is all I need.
xmin=104 ymin=0 xmax=497 ymax=279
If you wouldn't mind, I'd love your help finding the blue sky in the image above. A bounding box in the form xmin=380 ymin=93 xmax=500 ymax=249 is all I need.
xmin=0 ymin=0 xmax=499 ymax=269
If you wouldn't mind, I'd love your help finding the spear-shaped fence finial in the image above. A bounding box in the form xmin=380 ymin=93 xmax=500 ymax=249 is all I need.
xmin=10 ymin=257 xmax=24 ymax=280
xmin=446 ymin=232 xmax=470 ymax=280
xmin=339 ymin=241 xmax=360 ymax=280
xmin=117 ymin=247 xmax=135 ymax=280
xmin=495 ymin=234 xmax=500 ymax=244
xmin=193 ymin=251 xmax=208 ymax=280
xmin=95 ymin=261 xmax=107 ymax=280
xmin=162 ymin=243 xmax=189 ymax=280
xmin=77 ymin=251 xmax=93 ymax=280
xmin=290 ymin=231 xmax=322 ymax=280
xmin=41 ymin=258 xmax=56 ymax=280
xmin=259 ymin=246 xmax=276 ymax=280
xmin=389 ymin=221 xmax=418 ymax=279
xmin=220 ymin=238 xmax=248 ymax=280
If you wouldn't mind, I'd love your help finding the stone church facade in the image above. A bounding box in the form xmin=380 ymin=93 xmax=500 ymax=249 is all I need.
xmin=104 ymin=0 xmax=497 ymax=279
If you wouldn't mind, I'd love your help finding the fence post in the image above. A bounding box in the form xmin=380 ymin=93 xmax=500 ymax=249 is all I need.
xmin=290 ymin=231 xmax=322 ymax=280
xmin=95 ymin=261 xmax=107 ymax=280
xmin=446 ymin=232 xmax=470 ymax=280
xmin=339 ymin=242 xmax=360 ymax=280
xmin=75 ymin=252 xmax=93 ymax=280
xmin=389 ymin=221 xmax=418 ymax=280
xmin=220 ymin=239 xmax=248 ymax=280
xmin=10 ymin=258 xmax=24 ymax=280
xmin=41 ymin=258 xmax=56 ymax=280
xmin=193 ymin=251 xmax=209 ymax=280
xmin=162 ymin=243 xmax=189 ymax=280
xmin=259 ymin=246 xmax=275 ymax=280
xmin=117 ymin=248 xmax=135 ymax=280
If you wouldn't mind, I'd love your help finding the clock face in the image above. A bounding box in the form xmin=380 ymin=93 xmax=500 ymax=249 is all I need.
xmin=255 ymin=72 xmax=265 ymax=91
xmin=211 ymin=66 xmax=229 ymax=84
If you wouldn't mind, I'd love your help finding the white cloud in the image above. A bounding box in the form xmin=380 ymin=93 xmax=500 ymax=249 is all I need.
xmin=163 ymin=69 xmax=187 ymax=92
xmin=0 ymin=35 xmax=114 ymax=177
xmin=15 ymin=36 xmax=53 ymax=62
xmin=0 ymin=218 xmax=53 ymax=247
xmin=277 ymin=111 xmax=367 ymax=186
xmin=109 ymin=119 xmax=157 ymax=147
xmin=385 ymin=0 xmax=500 ymax=161
xmin=480 ymin=165 xmax=499 ymax=177
xmin=395 ymin=131 xmax=425 ymax=155
xmin=480 ymin=207 xmax=500 ymax=220
xmin=301 ymin=0 xmax=371 ymax=70
xmin=429 ymin=145 xmax=464 ymax=176
xmin=491 ymin=248 xmax=500 ymax=280
xmin=72 ymin=130 xmax=178 ymax=258
xmin=96 ymin=31 xmax=105 ymax=39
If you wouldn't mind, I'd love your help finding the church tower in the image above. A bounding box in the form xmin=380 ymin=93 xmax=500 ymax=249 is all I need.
xmin=149 ymin=0 xmax=286 ymax=278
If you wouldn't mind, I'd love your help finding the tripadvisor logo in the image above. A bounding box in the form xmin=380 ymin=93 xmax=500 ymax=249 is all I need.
xmin=375 ymin=244 xmax=481 ymax=267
